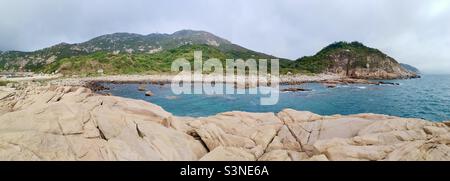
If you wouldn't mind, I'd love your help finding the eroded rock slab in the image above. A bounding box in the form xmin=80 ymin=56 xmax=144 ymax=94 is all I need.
xmin=0 ymin=86 xmax=207 ymax=160
xmin=190 ymin=111 xmax=284 ymax=159
xmin=0 ymin=85 xmax=449 ymax=161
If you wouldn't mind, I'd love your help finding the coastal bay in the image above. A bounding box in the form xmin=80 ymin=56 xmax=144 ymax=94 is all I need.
xmin=52 ymin=74 xmax=445 ymax=122
xmin=0 ymin=30 xmax=445 ymax=160
xmin=0 ymin=82 xmax=449 ymax=160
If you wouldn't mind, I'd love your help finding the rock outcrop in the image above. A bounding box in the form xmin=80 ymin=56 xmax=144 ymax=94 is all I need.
xmin=0 ymin=86 xmax=448 ymax=161
xmin=295 ymin=41 xmax=418 ymax=79
xmin=0 ymin=86 xmax=207 ymax=160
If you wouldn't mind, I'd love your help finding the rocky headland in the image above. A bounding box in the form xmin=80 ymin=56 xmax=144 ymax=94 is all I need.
xmin=0 ymin=84 xmax=448 ymax=161
xmin=290 ymin=41 xmax=420 ymax=80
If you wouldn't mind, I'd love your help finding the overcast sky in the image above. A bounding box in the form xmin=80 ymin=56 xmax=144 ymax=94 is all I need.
xmin=0 ymin=0 xmax=449 ymax=74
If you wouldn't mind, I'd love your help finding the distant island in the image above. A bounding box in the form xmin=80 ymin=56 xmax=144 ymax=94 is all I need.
xmin=0 ymin=30 xmax=419 ymax=79
xmin=400 ymin=63 xmax=421 ymax=74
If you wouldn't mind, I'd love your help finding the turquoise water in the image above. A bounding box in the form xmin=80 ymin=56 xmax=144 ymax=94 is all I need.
xmin=100 ymin=75 xmax=450 ymax=121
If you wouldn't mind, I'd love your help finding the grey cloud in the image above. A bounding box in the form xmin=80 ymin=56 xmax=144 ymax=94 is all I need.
xmin=0 ymin=0 xmax=449 ymax=73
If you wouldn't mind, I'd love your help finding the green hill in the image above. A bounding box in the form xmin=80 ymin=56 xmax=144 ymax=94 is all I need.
xmin=288 ymin=41 xmax=417 ymax=79
xmin=42 ymin=44 xmax=290 ymax=76
xmin=0 ymin=31 xmax=418 ymax=79
xmin=0 ymin=30 xmax=287 ymax=73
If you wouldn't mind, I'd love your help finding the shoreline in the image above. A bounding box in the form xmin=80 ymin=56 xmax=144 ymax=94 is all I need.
xmin=46 ymin=74 xmax=345 ymax=86
xmin=0 ymin=75 xmax=432 ymax=121
xmin=0 ymin=73 xmax=413 ymax=89
xmin=44 ymin=74 xmax=409 ymax=93
xmin=0 ymin=84 xmax=448 ymax=161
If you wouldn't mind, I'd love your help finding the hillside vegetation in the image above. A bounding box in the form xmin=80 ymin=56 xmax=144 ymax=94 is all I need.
xmin=41 ymin=44 xmax=291 ymax=76
xmin=0 ymin=30 xmax=417 ymax=79
xmin=287 ymin=42 xmax=416 ymax=79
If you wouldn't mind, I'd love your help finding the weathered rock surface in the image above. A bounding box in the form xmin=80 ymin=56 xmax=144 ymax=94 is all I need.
xmin=189 ymin=111 xmax=283 ymax=160
xmin=0 ymin=85 xmax=207 ymax=160
xmin=0 ymin=85 xmax=449 ymax=161
xmin=144 ymin=91 xmax=153 ymax=96
xmin=274 ymin=109 xmax=450 ymax=161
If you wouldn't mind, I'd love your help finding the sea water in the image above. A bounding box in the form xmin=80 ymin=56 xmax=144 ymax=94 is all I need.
xmin=99 ymin=74 xmax=450 ymax=121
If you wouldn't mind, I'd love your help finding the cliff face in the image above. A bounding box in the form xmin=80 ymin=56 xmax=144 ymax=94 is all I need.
xmin=296 ymin=42 xmax=418 ymax=79
xmin=326 ymin=49 xmax=415 ymax=79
